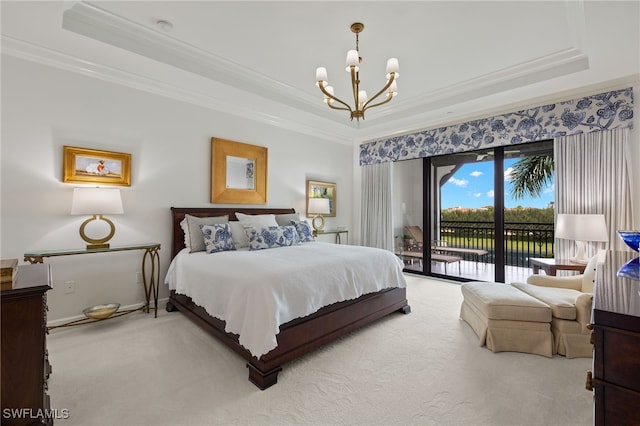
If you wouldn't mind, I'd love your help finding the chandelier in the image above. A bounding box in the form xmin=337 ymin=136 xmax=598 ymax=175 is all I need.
xmin=315 ymin=22 xmax=399 ymax=121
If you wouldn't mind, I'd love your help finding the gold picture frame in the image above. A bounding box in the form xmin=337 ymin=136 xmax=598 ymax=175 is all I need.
xmin=306 ymin=180 xmax=336 ymax=217
xmin=211 ymin=138 xmax=268 ymax=204
xmin=63 ymin=146 xmax=131 ymax=186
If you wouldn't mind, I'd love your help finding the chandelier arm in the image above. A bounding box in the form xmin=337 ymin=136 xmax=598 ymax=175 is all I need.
xmin=362 ymin=93 xmax=394 ymax=111
xmin=361 ymin=73 xmax=396 ymax=112
xmin=318 ymin=82 xmax=353 ymax=112
xmin=327 ymin=102 xmax=352 ymax=112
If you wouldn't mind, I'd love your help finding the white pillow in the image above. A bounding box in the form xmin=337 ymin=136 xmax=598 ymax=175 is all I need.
xmin=229 ymin=221 xmax=249 ymax=248
xmin=275 ymin=213 xmax=301 ymax=226
xmin=185 ymin=214 xmax=229 ymax=253
xmin=235 ymin=212 xmax=278 ymax=229
xmin=180 ymin=218 xmax=190 ymax=249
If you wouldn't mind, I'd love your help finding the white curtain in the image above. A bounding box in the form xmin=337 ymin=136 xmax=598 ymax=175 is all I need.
xmin=554 ymin=127 xmax=634 ymax=259
xmin=361 ymin=162 xmax=394 ymax=251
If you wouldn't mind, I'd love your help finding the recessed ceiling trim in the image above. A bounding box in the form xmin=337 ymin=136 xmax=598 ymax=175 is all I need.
xmin=369 ymin=47 xmax=590 ymax=122
xmin=61 ymin=1 xmax=595 ymax=132
xmin=1 ymin=35 xmax=355 ymax=145
xmin=61 ymin=2 xmax=348 ymax=123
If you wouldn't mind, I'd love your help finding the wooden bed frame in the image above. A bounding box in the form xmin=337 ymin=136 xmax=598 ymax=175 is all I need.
xmin=167 ymin=207 xmax=411 ymax=390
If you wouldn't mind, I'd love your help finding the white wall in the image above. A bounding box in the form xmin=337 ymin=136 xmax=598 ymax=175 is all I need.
xmin=1 ymin=56 xmax=353 ymax=322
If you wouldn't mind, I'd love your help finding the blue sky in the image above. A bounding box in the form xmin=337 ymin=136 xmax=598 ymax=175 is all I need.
xmin=441 ymin=158 xmax=555 ymax=210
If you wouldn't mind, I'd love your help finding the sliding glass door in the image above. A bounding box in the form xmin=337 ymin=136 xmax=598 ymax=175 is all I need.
xmin=394 ymin=140 xmax=554 ymax=282
xmin=430 ymin=148 xmax=498 ymax=280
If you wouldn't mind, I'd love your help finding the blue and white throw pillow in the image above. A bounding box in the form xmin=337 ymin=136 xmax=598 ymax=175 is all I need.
xmin=291 ymin=220 xmax=314 ymax=242
xmin=200 ymin=223 xmax=236 ymax=253
xmin=246 ymin=225 xmax=300 ymax=251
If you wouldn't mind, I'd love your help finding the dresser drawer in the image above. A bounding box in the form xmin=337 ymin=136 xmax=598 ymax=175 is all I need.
xmin=594 ymin=325 xmax=640 ymax=389
xmin=594 ymin=382 xmax=640 ymax=426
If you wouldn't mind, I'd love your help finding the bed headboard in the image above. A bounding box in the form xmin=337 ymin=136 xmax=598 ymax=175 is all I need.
xmin=170 ymin=207 xmax=296 ymax=259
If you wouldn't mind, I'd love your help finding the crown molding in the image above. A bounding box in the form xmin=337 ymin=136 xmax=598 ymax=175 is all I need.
xmin=61 ymin=1 xmax=593 ymax=131
xmin=1 ymin=35 xmax=355 ymax=145
xmin=61 ymin=1 xmax=343 ymax=121
xmin=376 ymin=47 xmax=589 ymax=122
xmin=5 ymin=0 xmax=617 ymax=148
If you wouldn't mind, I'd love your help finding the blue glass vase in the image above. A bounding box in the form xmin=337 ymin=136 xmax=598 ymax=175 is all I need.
xmin=617 ymin=257 xmax=640 ymax=281
xmin=617 ymin=230 xmax=640 ymax=252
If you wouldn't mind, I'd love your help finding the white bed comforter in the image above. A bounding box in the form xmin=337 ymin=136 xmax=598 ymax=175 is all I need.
xmin=164 ymin=242 xmax=406 ymax=357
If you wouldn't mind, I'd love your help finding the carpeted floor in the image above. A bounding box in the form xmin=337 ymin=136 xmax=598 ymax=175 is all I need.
xmin=47 ymin=275 xmax=593 ymax=425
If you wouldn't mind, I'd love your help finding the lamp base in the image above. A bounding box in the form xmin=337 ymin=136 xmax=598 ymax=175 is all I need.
xmin=568 ymin=256 xmax=589 ymax=265
xmin=569 ymin=240 xmax=590 ymax=264
xmin=311 ymin=215 xmax=325 ymax=232
xmin=79 ymin=214 xmax=116 ymax=250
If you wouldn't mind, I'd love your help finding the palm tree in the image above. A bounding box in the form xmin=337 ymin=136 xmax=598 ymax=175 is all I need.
xmin=509 ymin=155 xmax=554 ymax=200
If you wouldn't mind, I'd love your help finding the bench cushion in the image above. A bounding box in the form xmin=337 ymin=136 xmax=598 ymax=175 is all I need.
xmin=461 ymin=282 xmax=551 ymax=323
xmin=431 ymin=253 xmax=462 ymax=263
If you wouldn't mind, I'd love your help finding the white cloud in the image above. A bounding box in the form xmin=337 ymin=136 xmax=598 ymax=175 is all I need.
xmin=504 ymin=167 xmax=514 ymax=182
xmin=448 ymin=177 xmax=468 ymax=187
xmin=470 ymin=170 xmax=483 ymax=178
xmin=487 ymin=190 xmax=495 ymax=198
xmin=543 ymin=183 xmax=555 ymax=194
xmin=473 ymin=192 xmax=482 ymax=198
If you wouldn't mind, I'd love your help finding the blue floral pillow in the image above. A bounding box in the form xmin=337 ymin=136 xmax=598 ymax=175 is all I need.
xmin=200 ymin=223 xmax=236 ymax=253
xmin=291 ymin=220 xmax=314 ymax=242
xmin=246 ymin=225 xmax=300 ymax=250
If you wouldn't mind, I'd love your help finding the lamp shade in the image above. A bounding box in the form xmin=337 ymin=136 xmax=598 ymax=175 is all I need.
xmin=555 ymin=214 xmax=608 ymax=242
xmin=308 ymin=197 xmax=331 ymax=215
xmin=71 ymin=187 xmax=124 ymax=215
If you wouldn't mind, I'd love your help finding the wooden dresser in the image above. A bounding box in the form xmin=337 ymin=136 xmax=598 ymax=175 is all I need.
xmin=1 ymin=264 xmax=53 ymax=426
xmin=591 ymin=251 xmax=640 ymax=426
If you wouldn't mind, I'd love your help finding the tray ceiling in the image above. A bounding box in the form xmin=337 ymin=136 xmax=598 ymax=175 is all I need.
xmin=2 ymin=1 xmax=638 ymax=144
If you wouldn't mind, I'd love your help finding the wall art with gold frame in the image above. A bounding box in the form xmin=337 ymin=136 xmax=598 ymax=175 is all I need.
xmin=211 ymin=137 xmax=268 ymax=204
xmin=306 ymin=180 xmax=337 ymax=217
xmin=63 ymin=146 xmax=131 ymax=186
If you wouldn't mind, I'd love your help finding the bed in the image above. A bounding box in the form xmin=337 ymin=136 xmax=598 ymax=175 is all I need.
xmin=165 ymin=207 xmax=410 ymax=390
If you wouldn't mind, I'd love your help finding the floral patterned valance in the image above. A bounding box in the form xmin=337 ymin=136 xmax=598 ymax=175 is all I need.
xmin=359 ymin=87 xmax=634 ymax=165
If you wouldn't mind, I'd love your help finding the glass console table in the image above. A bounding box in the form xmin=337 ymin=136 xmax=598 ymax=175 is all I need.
xmin=24 ymin=243 xmax=161 ymax=327
xmin=313 ymin=228 xmax=348 ymax=244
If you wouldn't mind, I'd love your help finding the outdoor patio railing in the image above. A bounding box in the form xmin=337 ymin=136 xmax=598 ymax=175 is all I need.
xmin=438 ymin=221 xmax=555 ymax=268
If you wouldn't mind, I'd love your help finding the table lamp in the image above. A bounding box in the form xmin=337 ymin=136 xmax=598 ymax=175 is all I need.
xmin=71 ymin=187 xmax=124 ymax=249
xmin=307 ymin=197 xmax=331 ymax=231
xmin=555 ymin=213 xmax=608 ymax=264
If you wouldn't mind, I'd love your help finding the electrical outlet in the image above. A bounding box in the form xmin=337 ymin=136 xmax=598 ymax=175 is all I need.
xmin=136 ymin=272 xmax=143 ymax=285
xmin=64 ymin=281 xmax=75 ymax=294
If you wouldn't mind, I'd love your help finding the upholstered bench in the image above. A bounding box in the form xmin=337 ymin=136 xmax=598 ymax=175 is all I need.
xmin=460 ymin=282 xmax=554 ymax=357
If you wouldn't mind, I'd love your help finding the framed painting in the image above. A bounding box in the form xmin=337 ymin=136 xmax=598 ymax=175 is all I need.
xmin=306 ymin=180 xmax=336 ymax=217
xmin=63 ymin=146 xmax=131 ymax=186
xmin=211 ymin=138 xmax=268 ymax=204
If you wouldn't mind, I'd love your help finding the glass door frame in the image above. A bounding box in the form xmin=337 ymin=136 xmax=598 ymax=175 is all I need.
xmin=423 ymin=149 xmax=505 ymax=282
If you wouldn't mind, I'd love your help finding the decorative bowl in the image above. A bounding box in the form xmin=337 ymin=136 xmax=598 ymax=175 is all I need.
xmin=83 ymin=303 xmax=120 ymax=320
xmin=617 ymin=230 xmax=640 ymax=252
xmin=617 ymin=257 xmax=640 ymax=281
